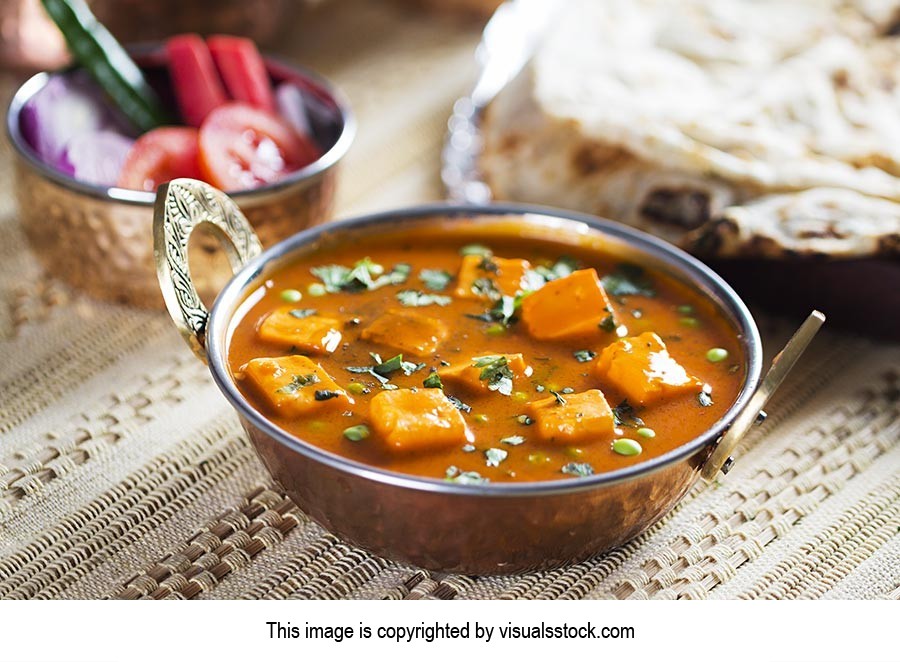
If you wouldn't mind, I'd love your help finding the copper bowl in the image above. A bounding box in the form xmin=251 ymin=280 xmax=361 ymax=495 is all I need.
xmin=6 ymin=46 xmax=354 ymax=307
xmin=155 ymin=180 xmax=816 ymax=575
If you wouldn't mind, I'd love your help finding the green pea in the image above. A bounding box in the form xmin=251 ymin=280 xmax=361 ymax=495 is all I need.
xmin=565 ymin=447 xmax=584 ymax=458
xmin=473 ymin=413 xmax=489 ymax=424
xmin=308 ymin=420 xmax=327 ymax=433
xmin=486 ymin=323 xmax=506 ymax=336
xmin=512 ymin=391 xmax=528 ymax=402
xmin=528 ymin=452 xmax=551 ymax=465
xmin=347 ymin=382 xmax=367 ymax=395
xmin=676 ymin=304 xmax=694 ymax=315
xmin=343 ymin=424 xmax=370 ymax=442
xmin=307 ymin=283 xmax=327 ymax=297
xmin=680 ymin=317 xmax=700 ymax=328
xmin=612 ymin=438 xmax=642 ymax=456
xmin=637 ymin=427 xmax=656 ymax=439
xmin=279 ymin=288 xmax=302 ymax=303
xmin=706 ymin=348 xmax=729 ymax=363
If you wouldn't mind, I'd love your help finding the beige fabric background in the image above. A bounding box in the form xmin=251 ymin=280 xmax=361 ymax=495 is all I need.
xmin=0 ymin=1 xmax=897 ymax=600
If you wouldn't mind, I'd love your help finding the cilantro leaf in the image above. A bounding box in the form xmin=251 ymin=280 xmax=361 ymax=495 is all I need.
xmin=601 ymin=263 xmax=656 ymax=298
xmin=561 ymin=462 xmax=594 ymax=477
xmin=484 ymin=448 xmax=508 ymax=467
xmin=396 ymin=290 xmax=452 ymax=307
xmin=275 ymin=373 xmax=320 ymax=394
xmin=419 ymin=268 xmax=453 ymax=292
xmin=612 ymin=399 xmax=645 ymax=427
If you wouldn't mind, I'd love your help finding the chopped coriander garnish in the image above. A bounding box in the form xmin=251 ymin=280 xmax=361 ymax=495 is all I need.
xmin=288 ymin=308 xmax=317 ymax=319
xmin=311 ymin=259 xmax=410 ymax=293
xmin=423 ymin=372 xmax=443 ymax=389
xmin=403 ymin=361 xmax=426 ymax=376
xmin=314 ymin=389 xmax=341 ymax=401
xmin=561 ymin=462 xmax=594 ymax=477
xmin=419 ymin=268 xmax=453 ymax=291
xmin=484 ymin=448 xmax=508 ymax=467
xmin=471 ymin=277 xmax=501 ymax=300
xmin=573 ymin=349 xmax=597 ymax=363
xmin=342 ymin=424 xmax=370 ymax=441
xmin=474 ymin=355 xmax=514 ymax=396
xmin=520 ymin=269 xmax=546 ymax=292
xmin=373 ymin=354 xmax=403 ymax=376
xmin=601 ymin=263 xmax=656 ymax=298
xmin=275 ymin=373 xmax=320 ymax=394
xmin=477 ymin=256 xmax=499 ymax=273
xmin=446 ymin=470 xmax=489 ymax=485
xmin=599 ymin=313 xmax=617 ymax=332
xmin=500 ymin=435 xmax=525 ymax=446
xmin=534 ymin=256 xmax=578 ymax=282
xmin=612 ymin=399 xmax=645 ymax=428
xmin=550 ymin=390 xmax=567 ymax=406
xmin=460 ymin=244 xmax=492 ymax=257
xmin=396 ymin=290 xmax=452 ymax=307
xmin=447 ymin=395 xmax=471 ymax=413
xmin=493 ymin=295 xmax=517 ymax=325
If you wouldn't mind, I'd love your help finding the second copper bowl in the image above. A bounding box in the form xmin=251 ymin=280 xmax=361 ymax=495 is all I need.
xmin=6 ymin=46 xmax=355 ymax=307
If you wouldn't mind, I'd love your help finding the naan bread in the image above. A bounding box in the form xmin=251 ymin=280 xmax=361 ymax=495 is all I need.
xmin=481 ymin=0 xmax=900 ymax=258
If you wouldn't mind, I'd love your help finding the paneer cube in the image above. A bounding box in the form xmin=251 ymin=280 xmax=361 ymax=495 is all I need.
xmin=239 ymin=355 xmax=352 ymax=417
xmin=258 ymin=307 xmax=342 ymax=354
xmin=454 ymin=254 xmax=532 ymax=300
xmin=594 ymin=332 xmax=702 ymax=405
xmin=520 ymin=269 xmax=617 ymax=340
xmin=369 ymin=388 xmax=473 ymax=454
xmin=361 ymin=309 xmax=448 ymax=356
xmin=526 ymin=389 xmax=615 ymax=445
xmin=439 ymin=353 xmax=532 ymax=393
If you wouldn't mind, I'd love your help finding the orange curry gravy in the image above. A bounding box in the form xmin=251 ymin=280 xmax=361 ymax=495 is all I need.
xmin=227 ymin=223 xmax=746 ymax=483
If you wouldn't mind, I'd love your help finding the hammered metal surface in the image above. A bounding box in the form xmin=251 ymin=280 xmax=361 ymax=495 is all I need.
xmin=14 ymin=159 xmax=336 ymax=308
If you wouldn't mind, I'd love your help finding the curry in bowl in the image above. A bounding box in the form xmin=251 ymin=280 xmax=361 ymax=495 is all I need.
xmin=227 ymin=225 xmax=746 ymax=483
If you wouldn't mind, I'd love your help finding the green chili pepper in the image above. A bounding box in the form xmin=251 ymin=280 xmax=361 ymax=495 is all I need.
xmin=40 ymin=0 xmax=170 ymax=132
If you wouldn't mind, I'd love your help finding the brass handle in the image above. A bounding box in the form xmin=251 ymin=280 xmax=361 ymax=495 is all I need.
xmin=700 ymin=310 xmax=826 ymax=481
xmin=153 ymin=178 xmax=263 ymax=362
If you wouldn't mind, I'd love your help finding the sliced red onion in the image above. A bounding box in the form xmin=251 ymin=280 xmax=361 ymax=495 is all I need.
xmin=275 ymin=82 xmax=312 ymax=137
xmin=59 ymin=130 xmax=134 ymax=186
xmin=20 ymin=71 xmax=134 ymax=167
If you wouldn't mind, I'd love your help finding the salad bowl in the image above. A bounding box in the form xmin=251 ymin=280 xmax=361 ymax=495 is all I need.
xmin=6 ymin=45 xmax=354 ymax=307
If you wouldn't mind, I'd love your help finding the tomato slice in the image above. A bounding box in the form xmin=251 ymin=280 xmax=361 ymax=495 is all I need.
xmin=207 ymin=35 xmax=275 ymax=112
xmin=117 ymin=127 xmax=201 ymax=191
xmin=167 ymin=34 xmax=228 ymax=127
xmin=198 ymin=102 xmax=321 ymax=190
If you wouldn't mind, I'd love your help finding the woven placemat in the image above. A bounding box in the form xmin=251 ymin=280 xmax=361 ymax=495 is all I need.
xmin=0 ymin=1 xmax=897 ymax=600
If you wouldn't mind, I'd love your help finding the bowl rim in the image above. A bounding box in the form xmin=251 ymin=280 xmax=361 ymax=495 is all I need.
xmin=204 ymin=202 xmax=764 ymax=497
xmin=4 ymin=45 xmax=355 ymax=205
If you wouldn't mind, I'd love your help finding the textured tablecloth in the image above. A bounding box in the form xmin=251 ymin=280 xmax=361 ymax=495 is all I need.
xmin=1 ymin=1 xmax=898 ymax=600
